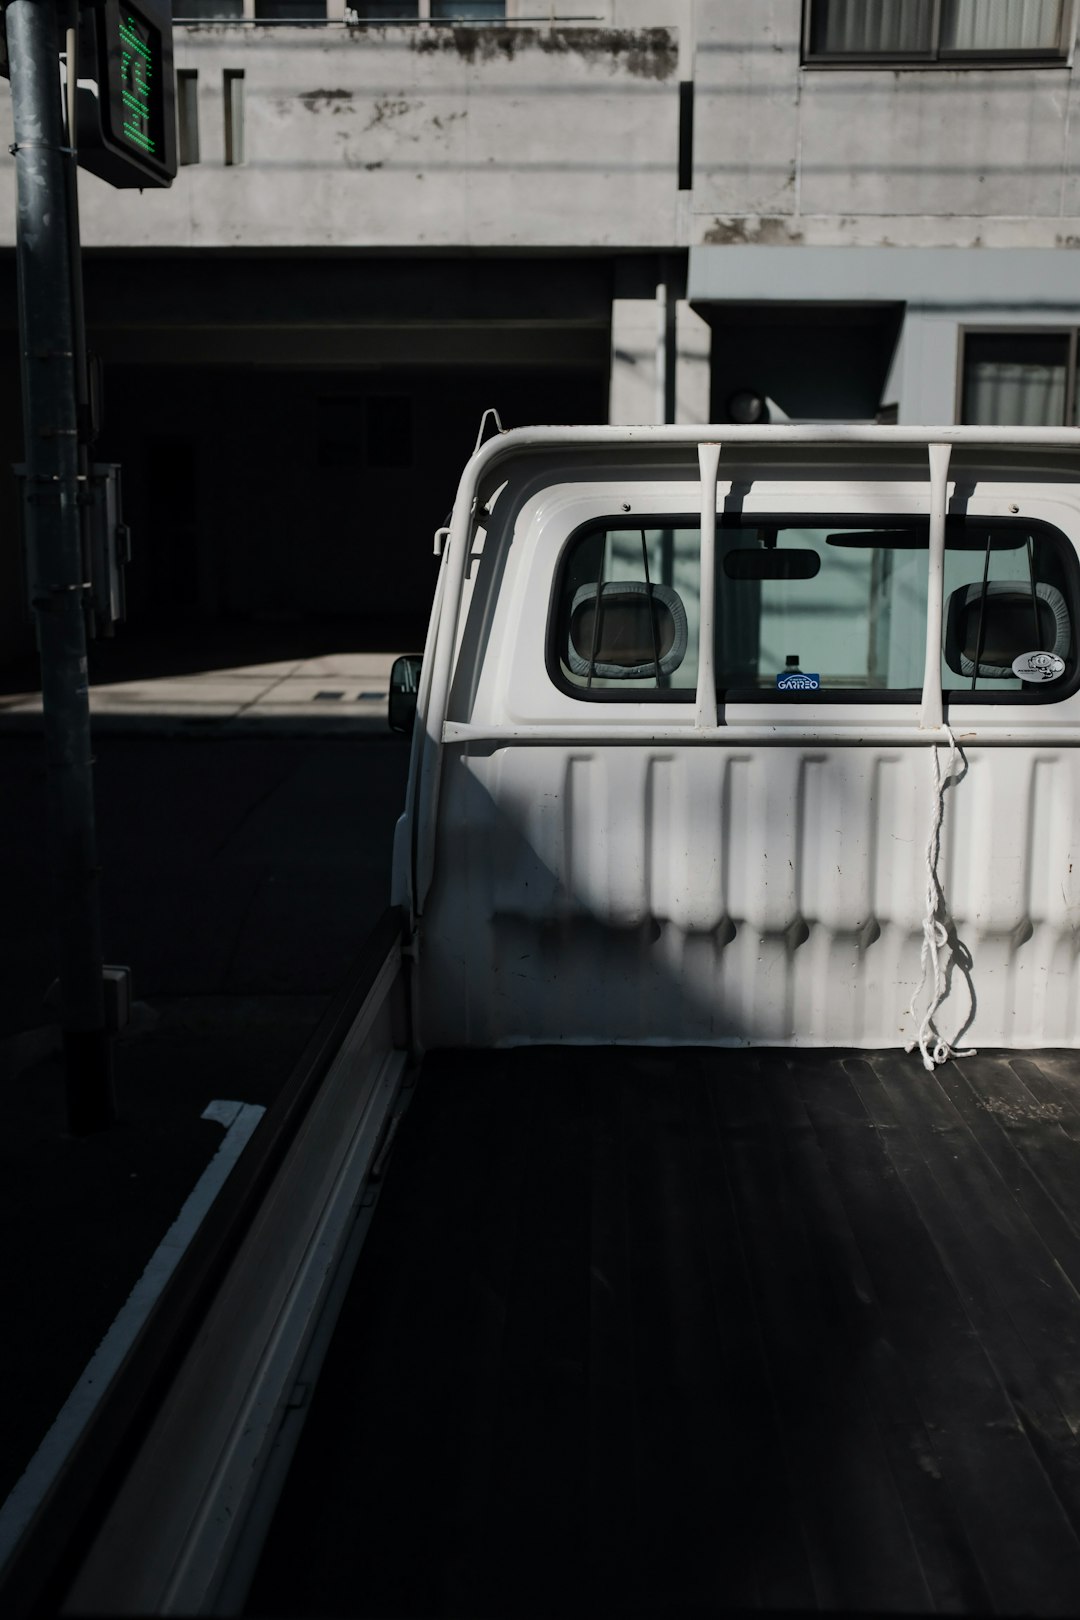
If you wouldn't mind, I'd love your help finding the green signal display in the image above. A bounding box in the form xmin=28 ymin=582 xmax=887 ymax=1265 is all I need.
xmin=117 ymin=11 xmax=155 ymax=155
xmin=76 ymin=0 xmax=176 ymax=188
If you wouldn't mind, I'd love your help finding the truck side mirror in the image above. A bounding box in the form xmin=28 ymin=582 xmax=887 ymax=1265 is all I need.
xmin=388 ymin=655 xmax=422 ymax=735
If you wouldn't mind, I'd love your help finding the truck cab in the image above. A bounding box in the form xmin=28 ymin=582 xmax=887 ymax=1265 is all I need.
xmin=401 ymin=424 xmax=1080 ymax=1056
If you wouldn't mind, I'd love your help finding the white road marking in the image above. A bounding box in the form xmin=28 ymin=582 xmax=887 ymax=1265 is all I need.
xmin=201 ymin=1098 xmax=246 ymax=1130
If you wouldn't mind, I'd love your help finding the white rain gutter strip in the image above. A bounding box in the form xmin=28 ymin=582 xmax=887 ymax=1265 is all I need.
xmin=696 ymin=442 xmax=720 ymax=730
xmin=920 ymin=442 xmax=952 ymax=731
xmin=443 ymin=722 xmax=1080 ymax=747
xmin=0 ymin=1101 xmax=265 ymax=1575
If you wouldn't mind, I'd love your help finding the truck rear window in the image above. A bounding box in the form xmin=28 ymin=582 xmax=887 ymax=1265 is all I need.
xmin=549 ymin=515 xmax=1080 ymax=703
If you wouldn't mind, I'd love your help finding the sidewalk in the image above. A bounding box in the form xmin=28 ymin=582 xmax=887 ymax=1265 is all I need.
xmin=0 ymin=611 xmax=424 ymax=733
xmin=0 ymin=651 xmax=404 ymax=732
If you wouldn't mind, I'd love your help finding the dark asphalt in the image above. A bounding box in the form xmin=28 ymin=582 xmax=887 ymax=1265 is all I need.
xmin=0 ymin=727 xmax=411 ymax=1508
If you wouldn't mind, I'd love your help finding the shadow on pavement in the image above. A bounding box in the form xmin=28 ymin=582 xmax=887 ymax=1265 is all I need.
xmin=0 ymin=723 xmax=411 ymax=1511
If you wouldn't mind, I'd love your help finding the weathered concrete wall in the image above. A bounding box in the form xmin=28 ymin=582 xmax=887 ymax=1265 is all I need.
xmin=2 ymin=0 xmax=1079 ymax=446
xmin=693 ymin=0 xmax=1080 ymax=249
xmin=0 ymin=23 xmax=680 ymax=250
xmin=4 ymin=1 xmax=1075 ymax=257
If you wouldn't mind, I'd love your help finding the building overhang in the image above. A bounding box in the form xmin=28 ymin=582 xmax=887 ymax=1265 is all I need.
xmin=689 ymin=245 xmax=1080 ymax=315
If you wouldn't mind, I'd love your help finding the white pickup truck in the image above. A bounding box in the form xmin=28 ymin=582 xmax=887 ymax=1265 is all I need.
xmin=51 ymin=426 xmax=1080 ymax=1618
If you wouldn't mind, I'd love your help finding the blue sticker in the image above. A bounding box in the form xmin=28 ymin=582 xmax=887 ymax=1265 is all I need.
xmin=776 ymin=671 xmax=820 ymax=691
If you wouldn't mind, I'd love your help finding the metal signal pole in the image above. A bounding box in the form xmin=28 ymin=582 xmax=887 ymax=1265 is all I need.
xmin=7 ymin=0 xmax=114 ymax=1132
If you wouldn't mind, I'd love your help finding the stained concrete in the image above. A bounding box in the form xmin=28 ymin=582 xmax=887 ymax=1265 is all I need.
xmin=0 ymin=23 xmax=681 ymax=252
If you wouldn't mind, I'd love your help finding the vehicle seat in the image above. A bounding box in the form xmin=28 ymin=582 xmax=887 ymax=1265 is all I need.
xmin=567 ymin=581 xmax=688 ymax=680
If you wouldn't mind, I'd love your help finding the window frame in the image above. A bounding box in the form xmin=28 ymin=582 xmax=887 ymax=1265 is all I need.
xmin=546 ymin=512 xmax=698 ymax=705
xmin=546 ymin=510 xmax=1080 ymax=708
xmin=176 ymin=68 xmax=199 ymax=165
xmin=172 ymin=0 xmax=243 ymax=19
xmin=345 ymin=0 xmax=507 ymax=17
xmin=801 ymin=0 xmax=1075 ymax=69
xmin=956 ymin=325 xmax=1079 ymax=427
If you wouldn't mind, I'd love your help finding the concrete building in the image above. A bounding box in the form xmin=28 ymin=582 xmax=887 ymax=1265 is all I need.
xmin=1 ymin=0 xmax=1078 ymax=654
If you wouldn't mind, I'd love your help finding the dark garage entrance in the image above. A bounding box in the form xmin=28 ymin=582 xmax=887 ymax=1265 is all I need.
xmin=0 ymin=253 xmax=618 ymax=668
xmin=97 ymin=361 xmax=608 ymax=642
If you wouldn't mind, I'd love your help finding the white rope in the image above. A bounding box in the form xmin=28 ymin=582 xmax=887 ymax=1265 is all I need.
xmin=905 ymin=724 xmax=977 ymax=1072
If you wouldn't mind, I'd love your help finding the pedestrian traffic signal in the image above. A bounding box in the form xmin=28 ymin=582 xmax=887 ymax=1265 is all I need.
xmin=77 ymin=0 xmax=177 ymax=189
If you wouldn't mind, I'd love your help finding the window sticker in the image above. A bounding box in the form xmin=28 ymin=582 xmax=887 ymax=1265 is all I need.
xmin=1012 ymin=651 xmax=1066 ymax=683
xmin=776 ymin=670 xmax=820 ymax=691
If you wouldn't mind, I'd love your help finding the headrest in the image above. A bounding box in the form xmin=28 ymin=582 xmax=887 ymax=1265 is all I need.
xmin=567 ymin=581 xmax=688 ymax=680
xmin=944 ymin=580 xmax=1070 ymax=679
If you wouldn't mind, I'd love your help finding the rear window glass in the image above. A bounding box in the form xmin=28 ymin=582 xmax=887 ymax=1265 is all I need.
xmin=549 ymin=515 xmax=1080 ymax=703
xmin=554 ymin=525 xmax=701 ymax=693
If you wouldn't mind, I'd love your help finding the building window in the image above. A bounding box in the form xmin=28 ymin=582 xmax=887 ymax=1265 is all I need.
xmin=804 ymin=0 xmax=1071 ymax=64
xmin=173 ymin=0 xmax=242 ymax=16
xmin=254 ymin=0 xmax=326 ymax=17
xmin=348 ymin=1 xmax=506 ymax=15
xmin=349 ymin=2 xmax=419 ymax=15
xmin=177 ymin=70 xmax=199 ymax=165
xmin=430 ymin=0 xmax=506 ymax=17
xmin=223 ymin=69 xmax=244 ymax=165
xmin=960 ymin=330 xmax=1076 ymax=425
xmin=550 ymin=513 xmax=1080 ymax=705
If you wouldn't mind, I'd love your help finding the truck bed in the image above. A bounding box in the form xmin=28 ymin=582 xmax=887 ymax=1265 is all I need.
xmin=247 ymin=1046 xmax=1080 ymax=1616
